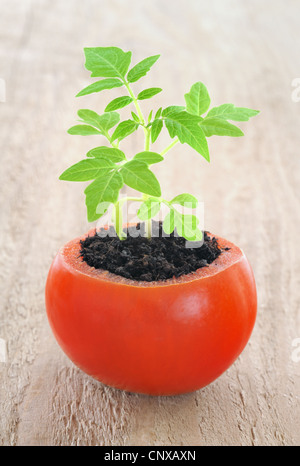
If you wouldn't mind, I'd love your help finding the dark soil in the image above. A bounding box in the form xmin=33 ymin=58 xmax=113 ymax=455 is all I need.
xmin=80 ymin=221 xmax=223 ymax=282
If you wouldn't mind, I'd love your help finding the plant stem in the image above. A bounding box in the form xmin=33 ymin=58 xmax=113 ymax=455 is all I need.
xmin=141 ymin=115 xmax=151 ymax=237
xmin=142 ymin=194 xmax=152 ymax=239
xmin=124 ymin=82 xmax=145 ymax=125
xmin=113 ymin=196 xmax=144 ymax=240
xmin=144 ymin=127 xmax=151 ymax=151
xmin=114 ymin=201 xmax=126 ymax=240
xmin=124 ymin=80 xmax=151 ymax=146
xmin=123 ymin=80 xmax=153 ymax=239
xmin=118 ymin=196 xmax=144 ymax=206
xmin=160 ymin=138 xmax=179 ymax=156
xmin=104 ymin=130 xmax=119 ymax=148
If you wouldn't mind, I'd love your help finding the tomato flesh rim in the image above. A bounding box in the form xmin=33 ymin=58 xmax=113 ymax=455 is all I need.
xmin=59 ymin=229 xmax=245 ymax=288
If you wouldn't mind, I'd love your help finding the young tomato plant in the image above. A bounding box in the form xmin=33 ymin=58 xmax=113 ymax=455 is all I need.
xmin=60 ymin=46 xmax=259 ymax=241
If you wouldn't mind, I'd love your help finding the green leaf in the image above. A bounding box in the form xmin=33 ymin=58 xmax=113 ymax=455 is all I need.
xmin=84 ymin=171 xmax=123 ymax=221
xmin=86 ymin=146 xmax=126 ymax=163
xmin=133 ymin=151 xmax=164 ymax=165
xmin=137 ymin=199 xmax=161 ymax=221
xmin=184 ymin=82 xmax=211 ymax=116
xmin=76 ymin=78 xmax=123 ymax=97
xmin=151 ymin=119 xmax=163 ymax=143
xmin=162 ymin=107 xmax=210 ymax=161
xmin=77 ymin=109 xmax=120 ymax=133
xmin=170 ymin=193 xmax=198 ymax=208
xmin=207 ymin=103 xmax=260 ymax=121
xmin=131 ymin=111 xmax=140 ymax=123
xmin=84 ymin=47 xmax=131 ymax=79
xmin=137 ymin=88 xmax=162 ymax=100
xmin=105 ymin=96 xmax=133 ymax=112
xmin=164 ymin=105 xmax=185 ymax=114
xmin=95 ymin=201 xmax=111 ymax=218
xmin=200 ymin=117 xmax=244 ymax=137
xmin=163 ymin=210 xmax=175 ymax=235
xmin=163 ymin=208 xmax=202 ymax=241
xmin=155 ymin=107 xmax=162 ymax=119
xmin=68 ymin=125 xmax=101 ymax=136
xmin=59 ymin=158 xmax=115 ymax=182
xmin=77 ymin=109 xmax=104 ymax=130
xmin=120 ymin=160 xmax=161 ymax=196
xmin=174 ymin=213 xmax=203 ymax=241
xmin=127 ymin=54 xmax=160 ymax=83
xmin=97 ymin=112 xmax=120 ymax=131
xmin=111 ymin=119 xmax=138 ymax=142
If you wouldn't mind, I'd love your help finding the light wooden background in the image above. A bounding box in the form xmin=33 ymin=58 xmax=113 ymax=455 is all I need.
xmin=0 ymin=0 xmax=299 ymax=446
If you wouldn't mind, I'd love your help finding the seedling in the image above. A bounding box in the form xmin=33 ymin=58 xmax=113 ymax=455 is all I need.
xmin=60 ymin=47 xmax=259 ymax=241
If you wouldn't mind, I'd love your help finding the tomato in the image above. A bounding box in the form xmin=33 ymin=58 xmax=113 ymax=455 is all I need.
xmin=45 ymin=230 xmax=257 ymax=395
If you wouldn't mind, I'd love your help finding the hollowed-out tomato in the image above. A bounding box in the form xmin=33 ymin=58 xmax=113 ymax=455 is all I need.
xmin=45 ymin=230 xmax=257 ymax=396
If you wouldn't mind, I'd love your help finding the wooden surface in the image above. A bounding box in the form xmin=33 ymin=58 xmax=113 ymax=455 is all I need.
xmin=0 ymin=0 xmax=299 ymax=446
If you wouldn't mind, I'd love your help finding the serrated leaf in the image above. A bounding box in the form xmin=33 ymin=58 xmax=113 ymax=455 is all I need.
xmin=170 ymin=193 xmax=198 ymax=208
xmin=137 ymin=199 xmax=161 ymax=221
xmin=137 ymin=87 xmax=162 ymax=100
xmin=68 ymin=125 xmax=101 ymax=136
xmin=151 ymin=119 xmax=163 ymax=143
xmin=105 ymin=96 xmax=133 ymax=112
xmin=59 ymin=158 xmax=115 ymax=182
xmin=162 ymin=107 xmax=209 ymax=161
xmin=120 ymin=160 xmax=161 ymax=196
xmin=127 ymin=54 xmax=160 ymax=83
xmin=84 ymin=171 xmax=123 ymax=221
xmin=84 ymin=47 xmax=131 ymax=79
xmin=76 ymin=78 xmax=123 ymax=97
xmin=86 ymin=146 xmax=126 ymax=163
xmin=133 ymin=151 xmax=164 ymax=165
xmin=77 ymin=109 xmax=120 ymax=133
xmin=111 ymin=119 xmax=138 ymax=142
xmin=200 ymin=117 xmax=244 ymax=137
xmin=207 ymin=103 xmax=260 ymax=121
xmin=184 ymin=82 xmax=211 ymax=116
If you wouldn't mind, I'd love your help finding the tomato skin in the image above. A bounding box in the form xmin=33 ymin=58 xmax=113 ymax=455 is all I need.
xmin=45 ymin=232 xmax=257 ymax=395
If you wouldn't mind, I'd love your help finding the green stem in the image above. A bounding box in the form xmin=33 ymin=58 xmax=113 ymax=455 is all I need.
xmin=142 ymin=194 xmax=152 ymax=239
xmin=104 ymin=130 xmax=119 ymax=148
xmin=144 ymin=127 xmax=151 ymax=151
xmin=113 ymin=196 xmax=144 ymax=240
xmin=118 ymin=196 xmax=144 ymax=206
xmin=160 ymin=138 xmax=179 ymax=156
xmin=124 ymin=82 xmax=146 ymax=125
xmin=123 ymin=80 xmax=153 ymax=239
xmin=114 ymin=201 xmax=126 ymax=240
xmin=124 ymin=80 xmax=150 ymax=146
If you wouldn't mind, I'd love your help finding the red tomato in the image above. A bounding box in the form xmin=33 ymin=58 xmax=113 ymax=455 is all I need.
xmin=45 ymin=230 xmax=257 ymax=395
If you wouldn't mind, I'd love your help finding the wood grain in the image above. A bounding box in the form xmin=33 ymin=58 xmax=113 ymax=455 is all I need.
xmin=0 ymin=0 xmax=299 ymax=446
